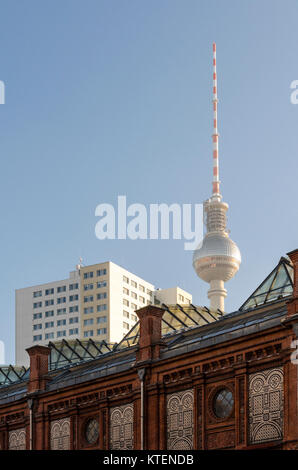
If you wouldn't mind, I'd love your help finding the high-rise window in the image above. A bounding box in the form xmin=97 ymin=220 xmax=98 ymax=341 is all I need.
xmin=57 ymin=319 xmax=66 ymax=327
xmin=97 ymin=328 xmax=107 ymax=335
xmin=123 ymin=322 xmax=130 ymax=330
xmin=69 ymin=317 xmax=79 ymax=324
xmin=69 ymin=328 xmax=79 ymax=335
xmin=97 ymin=281 xmax=107 ymax=289
xmin=97 ymin=304 xmax=107 ymax=312
xmin=33 ymin=335 xmax=42 ymax=341
xmin=123 ymin=288 xmax=129 ymax=295
xmin=97 ymin=292 xmax=107 ymax=300
xmin=69 ymin=306 xmax=78 ymax=313
xmin=69 ymin=283 xmax=79 ymax=290
xmin=123 ymin=310 xmax=129 ymax=318
xmin=45 ymin=299 xmax=54 ymax=306
xmin=57 ymin=297 xmax=66 ymax=304
xmin=84 ymin=284 xmax=93 ymax=291
xmin=84 ymin=272 xmax=94 ymax=279
xmin=57 ymin=286 xmax=66 ymax=293
xmin=45 ymin=310 xmax=54 ymax=317
xmin=131 ymin=292 xmax=137 ymax=300
xmin=33 ymin=290 xmax=42 ymax=298
xmin=84 ymin=295 xmax=94 ymax=303
xmin=45 ymin=321 xmax=54 ymax=329
xmin=84 ymin=330 xmax=94 ymax=337
xmin=84 ymin=318 xmax=94 ymax=326
xmin=33 ymin=313 xmax=42 ymax=320
xmin=123 ymin=275 xmax=129 ymax=284
xmin=84 ymin=307 xmax=94 ymax=314
xmin=33 ymin=302 xmax=42 ymax=309
xmin=123 ymin=299 xmax=129 ymax=307
xmin=97 ymin=269 xmax=107 ymax=276
xmin=57 ymin=331 xmax=66 ymax=338
xmin=33 ymin=324 xmax=42 ymax=330
xmin=45 ymin=332 xmax=54 ymax=340
xmin=69 ymin=294 xmax=79 ymax=302
xmin=97 ymin=316 xmax=107 ymax=324
xmin=45 ymin=288 xmax=54 ymax=295
xmin=57 ymin=308 xmax=67 ymax=315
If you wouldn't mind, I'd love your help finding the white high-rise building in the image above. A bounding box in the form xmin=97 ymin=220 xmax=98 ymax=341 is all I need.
xmin=15 ymin=261 xmax=192 ymax=366
xmin=16 ymin=269 xmax=81 ymax=367
xmin=154 ymin=287 xmax=192 ymax=306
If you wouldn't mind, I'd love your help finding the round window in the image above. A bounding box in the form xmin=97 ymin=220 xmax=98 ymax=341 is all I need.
xmin=85 ymin=418 xmax=99 ymax=444
xmin=213 ymin=389 xmax=234 ymax=418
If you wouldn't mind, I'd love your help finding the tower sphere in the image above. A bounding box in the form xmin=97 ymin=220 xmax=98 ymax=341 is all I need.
xmin=193 ymin=233 xmax=241 ymax=283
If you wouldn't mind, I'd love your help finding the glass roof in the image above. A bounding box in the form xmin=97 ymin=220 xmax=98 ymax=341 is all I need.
xmin=46 ymin=306 xmax=220 ymax=371
xmin=48 ymin=338 xmax=114 ymax=370
xmin=114 ymin=303 xmax=221 ymax=351
xmin=0 ymin=365 xmax=28 ymax=385
xmin=1 ymin=254 xmax=293 ymax=387
xmin=0 ymin=339 xmax=115 ymax=386
xmin=239 ymin=257 xmax=293 ymax=311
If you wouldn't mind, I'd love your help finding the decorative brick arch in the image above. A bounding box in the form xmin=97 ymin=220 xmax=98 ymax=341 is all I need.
xmin=166 ymin=389 xmax=194 ymax=450
xmin=110 ymin=404 xmax=134 ymax=450
xmin=9 ymin=428 xmax=26 ymax=450
xmin=50 ymin=417 xmax=70 ymax=450
xmin=249 ymin=367 xmax=283 ymax=444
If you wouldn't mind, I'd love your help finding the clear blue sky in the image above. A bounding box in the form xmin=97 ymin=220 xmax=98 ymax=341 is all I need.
xmin=0 ymin=0 xmax=297 ymax=364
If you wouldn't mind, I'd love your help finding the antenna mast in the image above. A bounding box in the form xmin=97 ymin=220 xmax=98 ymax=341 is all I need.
xmin=212 ymin=42 xmax=220 ymax=197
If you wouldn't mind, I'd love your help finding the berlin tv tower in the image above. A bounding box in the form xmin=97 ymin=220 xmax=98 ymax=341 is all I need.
xmin=193 ymin=43 xmax=241 ymax=312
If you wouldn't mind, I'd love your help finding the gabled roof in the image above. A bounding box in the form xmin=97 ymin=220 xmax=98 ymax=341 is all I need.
xmin=0 ymin=365 xmax=28 ymax=385
xmin=114 ymin=304 xmax=221 ymax=351
xmin=48 ymin=338 xmax=113 ymax=370
xmin=239 ymin=257 xmax=293 ymax=311
xmin=0 ymin=305 xmax=220 ymax=386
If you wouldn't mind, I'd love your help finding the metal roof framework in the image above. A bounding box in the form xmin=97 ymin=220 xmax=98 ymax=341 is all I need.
xmin=0 ymin=365 xmax=27 ymax=385
xmin=48 ymin=338 xmax=113 ymax=370
xmin=114 ymin=303 xmax=221 ymax=351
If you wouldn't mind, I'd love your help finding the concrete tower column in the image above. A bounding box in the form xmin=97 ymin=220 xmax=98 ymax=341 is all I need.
xmin=208 ymin=280 xmax=227 ymax=312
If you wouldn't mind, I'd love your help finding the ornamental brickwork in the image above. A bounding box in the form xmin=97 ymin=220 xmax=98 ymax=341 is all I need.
xmin=166 ymin=389 xmax=194 ymax=450
xmin=249 ymin=367 xmax=283 ymax=444
xmin=0 ymin=249 xmax=298 ymax=453
xmin=50 ymin=418 xmax=71 ymax=450
xmin=110 ymin=404 xmax=134 ymax=450
xmin=8 ymin=428 xmax=26 ymax=450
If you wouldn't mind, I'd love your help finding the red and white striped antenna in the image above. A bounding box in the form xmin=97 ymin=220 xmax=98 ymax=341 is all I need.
xmin=212 ymin=42 xmax=220 ymax=197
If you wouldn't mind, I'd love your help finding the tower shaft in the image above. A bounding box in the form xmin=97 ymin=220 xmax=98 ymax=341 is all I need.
xmin=208 ymin=279 xmax=227 ymax=312
xmin=212 ymin=42 xmax=220 ymax=197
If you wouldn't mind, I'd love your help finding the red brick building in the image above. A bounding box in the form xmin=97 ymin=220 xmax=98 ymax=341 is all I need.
xmin=0 ymin=249 xmax=298 ymax=450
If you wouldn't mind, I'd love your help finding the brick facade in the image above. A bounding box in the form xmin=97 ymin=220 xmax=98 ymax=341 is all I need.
xmin=0 ymin=250 xmax=297 ymax=450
